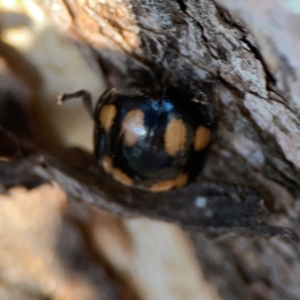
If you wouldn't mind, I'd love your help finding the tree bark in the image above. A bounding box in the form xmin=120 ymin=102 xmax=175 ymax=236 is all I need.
xmin=3 ymin=0 xmax=300 ymax=299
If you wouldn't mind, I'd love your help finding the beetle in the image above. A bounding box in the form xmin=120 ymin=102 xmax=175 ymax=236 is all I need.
xmin=58 ymin=86 xmax=215 ymax=192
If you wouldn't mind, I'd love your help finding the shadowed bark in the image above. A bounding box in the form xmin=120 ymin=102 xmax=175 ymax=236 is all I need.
xmin=2 ymin=0 xmax=300 ymax=299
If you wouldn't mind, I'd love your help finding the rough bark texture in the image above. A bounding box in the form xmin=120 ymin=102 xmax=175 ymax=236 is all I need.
xmin=2 ymin=0 xmax=300 ymax=299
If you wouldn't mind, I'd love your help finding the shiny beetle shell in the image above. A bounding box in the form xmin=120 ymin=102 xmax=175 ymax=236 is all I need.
xmin=94 ymin=86 xmax=215 ymax=192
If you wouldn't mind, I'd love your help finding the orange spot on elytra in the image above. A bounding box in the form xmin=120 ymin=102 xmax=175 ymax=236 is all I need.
xmin=164 ymin=119 xmax=187 ymax=156
xmin=99 ymin=105 xmax=117 ymax=131
xmin=112 ymin=168 xmax=133 ymax=186
xmin=150 ymin=180 xmax=175 ymax=192
xmin=102 ymin=156 xmax=133 ymax=187
xmin=121 ymin=109 xmax=145 ymax=147
xmin=174 ymin=173 xmax=188 ymax=188
xmin=102 ymin=155 xmax=113 ymax=173
xmin=194 ymin=126 xmax=211 ymax=151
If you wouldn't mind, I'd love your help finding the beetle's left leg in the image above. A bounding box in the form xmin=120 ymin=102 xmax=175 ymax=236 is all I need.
xmin=57 ymin=90 xmax=94 ymax=118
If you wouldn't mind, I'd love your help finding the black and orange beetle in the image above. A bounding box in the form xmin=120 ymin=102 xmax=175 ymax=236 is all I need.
xmin=58 ymin=86 xmax=215 ymax=192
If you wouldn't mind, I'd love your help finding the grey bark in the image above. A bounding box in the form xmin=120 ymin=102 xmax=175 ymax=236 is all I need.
xmin=5 ymin=0 xmax=300 ymax=299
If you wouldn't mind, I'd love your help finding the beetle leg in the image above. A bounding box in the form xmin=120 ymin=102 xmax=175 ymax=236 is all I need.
xmin=57 ymin=89 xmax=94 ymax=118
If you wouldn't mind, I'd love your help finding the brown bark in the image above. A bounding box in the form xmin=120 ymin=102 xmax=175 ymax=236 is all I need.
xmin=2 ymin=0 xmax=300 ymax=299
